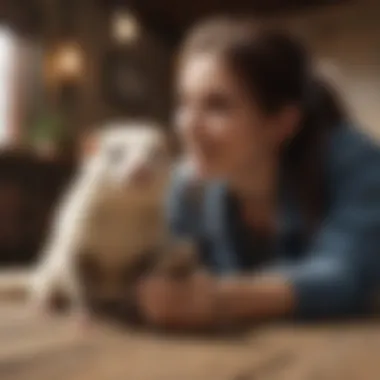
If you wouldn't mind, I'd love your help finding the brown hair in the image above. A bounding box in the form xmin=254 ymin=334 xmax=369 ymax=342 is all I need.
xmin=179 ymin=16 xmax=348 ymax=230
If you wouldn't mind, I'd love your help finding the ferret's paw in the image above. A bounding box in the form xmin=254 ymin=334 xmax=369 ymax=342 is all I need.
xmin=28 ymin=272 xmax=67 ymax=315
xmin=71 ymin=307 xmax=94 ymax=335
xmin=28 ymin=289 xmax=54 ymax=318
xmin=156 ymin=239 xmax=198 ymax=279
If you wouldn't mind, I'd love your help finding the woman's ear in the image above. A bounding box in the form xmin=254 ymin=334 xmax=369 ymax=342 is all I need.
xmin=275 ymin=104 xmax=302 ymax=145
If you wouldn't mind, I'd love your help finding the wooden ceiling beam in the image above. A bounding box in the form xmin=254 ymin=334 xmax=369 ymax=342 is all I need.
xmin=101 ymin=0 xmax=349 ymax=43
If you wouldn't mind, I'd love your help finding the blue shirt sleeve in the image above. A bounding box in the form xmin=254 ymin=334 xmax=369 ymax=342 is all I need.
xmin=166 ymin=128 xmax=380 ymax=319
xmin=271 ymin=127 xmax=380 ymax=318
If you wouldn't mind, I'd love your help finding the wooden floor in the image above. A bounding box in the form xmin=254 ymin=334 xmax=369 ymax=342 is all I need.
xmin=1 ymin=273 xmax=380 ymax=380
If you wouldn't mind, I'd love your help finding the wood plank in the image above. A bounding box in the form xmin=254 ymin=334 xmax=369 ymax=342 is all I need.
xmin=0 ymin=301 xmax=379 ymax=380
xmin=0 ymin=271 xmax=379 ymax=380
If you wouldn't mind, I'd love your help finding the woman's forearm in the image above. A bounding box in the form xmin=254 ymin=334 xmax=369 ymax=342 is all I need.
xmin=215 ymin=275 xmax=296 ymax=323
xmin=136 ymin=273 xmax=297 ymax=329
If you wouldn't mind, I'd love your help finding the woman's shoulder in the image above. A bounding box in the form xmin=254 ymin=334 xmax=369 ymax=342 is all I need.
xmin=328 ymin=123 xmax=380 ymax=163
xmin=326 ymin=123 xmax=380 ymax=174
xmin=326 ymin=122 xmax=380 ymax=197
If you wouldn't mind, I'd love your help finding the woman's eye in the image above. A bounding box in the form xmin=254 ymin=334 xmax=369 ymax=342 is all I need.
xmin=206 ymin=93 xmax=234 ymax=113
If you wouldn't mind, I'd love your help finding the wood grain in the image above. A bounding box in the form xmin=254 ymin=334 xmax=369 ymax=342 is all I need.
xmin=0 ymin=301 xmax=378 ymax=380
xmin=0 ymin=272 xmax=379 ymax=380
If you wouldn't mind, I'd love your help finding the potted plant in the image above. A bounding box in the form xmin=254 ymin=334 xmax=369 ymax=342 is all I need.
xmin=29 ymin=111 xmax=67 ymax=158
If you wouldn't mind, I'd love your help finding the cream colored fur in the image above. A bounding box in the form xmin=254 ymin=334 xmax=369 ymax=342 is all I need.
xmin=29 ymin=121 xmax=191 ymax=317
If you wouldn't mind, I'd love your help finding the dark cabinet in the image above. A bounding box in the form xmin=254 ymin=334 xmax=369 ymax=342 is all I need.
xmin=0 ymin=152 xmax=76 ymax=267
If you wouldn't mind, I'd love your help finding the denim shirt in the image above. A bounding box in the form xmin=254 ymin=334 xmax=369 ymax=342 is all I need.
xmin=166 ymin=124 xmax=380 ymax=319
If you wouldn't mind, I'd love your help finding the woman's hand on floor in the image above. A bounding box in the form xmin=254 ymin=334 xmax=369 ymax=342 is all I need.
xmin=136 ymin=272 xmax=218 ymax=329
xmin=137 ymin=272 xmax=296 ymax=329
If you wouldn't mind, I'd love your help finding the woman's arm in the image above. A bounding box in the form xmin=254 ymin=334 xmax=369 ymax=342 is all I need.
xmin=158 ymin=163 xmax=296 ymax=325
xmin=138 ymin=127 xmax=380 ymax=328
xmin=257 ymin=126 xmax=380 ymax=320
xmin=137 ymin=254 xmax=361 ymax=329
xmin=216 ymin=274 xmax=295 ymax=322
xmin=137 ymin=272 xmax=296 ymax=329
xmin=216 ymin=251 xmax=366 ymax=323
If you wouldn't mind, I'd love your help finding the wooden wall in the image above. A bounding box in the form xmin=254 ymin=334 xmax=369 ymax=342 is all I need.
xmin=264 ymin=0 xmax=380 ymax=138
xmin=41 ymin=0 xmax=172 ymax=132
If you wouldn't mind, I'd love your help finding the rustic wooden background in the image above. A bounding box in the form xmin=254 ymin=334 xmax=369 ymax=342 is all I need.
xmin=0 ymin=152 xmax=75 ymax=266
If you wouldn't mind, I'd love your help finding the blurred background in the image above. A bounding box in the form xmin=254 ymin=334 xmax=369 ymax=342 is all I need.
xmin=0 ymin=0 xmax=379 ymax=267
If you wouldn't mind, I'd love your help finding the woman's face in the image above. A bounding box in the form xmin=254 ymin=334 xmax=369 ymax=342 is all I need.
xmin=174 ymin=53 xmax=295 ymax=181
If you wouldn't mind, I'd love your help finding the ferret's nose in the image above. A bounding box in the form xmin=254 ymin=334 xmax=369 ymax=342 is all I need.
xmin=129 ymin=165 xmax=153 ymax=186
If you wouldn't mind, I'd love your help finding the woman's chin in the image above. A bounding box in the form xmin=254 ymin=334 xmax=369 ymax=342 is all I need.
xmin=183 ymin=156 xmax=224 ymax=181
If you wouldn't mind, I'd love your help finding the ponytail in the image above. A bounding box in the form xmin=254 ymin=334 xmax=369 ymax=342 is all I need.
xmin=284 ymin=76 xmax=349 ymax=231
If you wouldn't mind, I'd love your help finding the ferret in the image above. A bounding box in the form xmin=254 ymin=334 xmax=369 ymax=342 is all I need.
xmin=29 ymin=120 xmax=197 ymax=322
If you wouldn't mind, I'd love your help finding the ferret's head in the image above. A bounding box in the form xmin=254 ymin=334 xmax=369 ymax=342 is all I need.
xmin=83 ymin=121 xmax=172 ymax=197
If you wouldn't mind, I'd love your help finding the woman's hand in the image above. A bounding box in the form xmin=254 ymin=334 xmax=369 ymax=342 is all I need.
xmin=136 ymin=272 xmax=218 ymax=329
xmin=136 ymin=272 xmax=295 ymax=330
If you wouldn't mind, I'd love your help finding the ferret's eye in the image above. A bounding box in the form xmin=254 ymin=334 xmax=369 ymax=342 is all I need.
xmin=108 ymin=147 xmax=125 ymax=163
xmin=77 ymin=255 xmax=101 ymax=284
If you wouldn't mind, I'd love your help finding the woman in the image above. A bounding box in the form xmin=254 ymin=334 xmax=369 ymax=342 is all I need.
xmin=138 ymin=17 xmax=380 ymax=328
